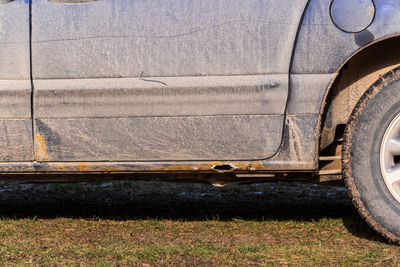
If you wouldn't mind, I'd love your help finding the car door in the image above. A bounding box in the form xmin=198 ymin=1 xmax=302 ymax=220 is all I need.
xmin=31 ymin=0 xmax=308 ymax=162
xmin=0 ymin=0 xmax=33 ymax=161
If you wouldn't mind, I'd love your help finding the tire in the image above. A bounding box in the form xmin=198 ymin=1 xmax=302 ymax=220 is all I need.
xmin=343 ymin=66 xmax=400 ymax=244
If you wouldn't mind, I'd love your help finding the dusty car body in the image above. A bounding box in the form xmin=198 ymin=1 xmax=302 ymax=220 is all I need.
xmin=0 ymin=0 xmax=379 ymax=173
xmin=3 ymin=0 xmax=400 ymax=242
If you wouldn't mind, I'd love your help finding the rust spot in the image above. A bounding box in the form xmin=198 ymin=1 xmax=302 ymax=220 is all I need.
xmin=154 ymin=161 xmax=267 ymax=173
xmin=217 ymin=161 xmax=266 ymax=172
xmin=249 ymin=161 xmax=266 ymax=171
xmin=212 ymin=164 xmax=237 ymax=173
xmin=79 ymin=162 xmax=88 ymax=172
xmin=195 ymin=162 xmax=220 ymax=171
xmin=34 ymin=134 xmax=49 ymax=161
xmin=157 ymin=164 xmax=198 ymax=171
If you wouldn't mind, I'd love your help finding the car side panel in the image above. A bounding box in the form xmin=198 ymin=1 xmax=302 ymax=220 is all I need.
xmin=33 ymin=0 xmax=307 ymax=78
xmin=263 ymin=0 xmax=400 ymax=171
xmin=6 ymin=0 xmax=398 ymax=172
xmin=0 ymin=1 xmax=33 ymax=161
xmin=31 ymin=0 xmax=309 ymax=162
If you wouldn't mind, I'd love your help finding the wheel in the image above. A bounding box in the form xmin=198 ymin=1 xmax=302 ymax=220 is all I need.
xmin=343 ymin=66 xmax=400 ymax=244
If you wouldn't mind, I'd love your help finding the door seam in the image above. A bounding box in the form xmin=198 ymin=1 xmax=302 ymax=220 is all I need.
xmin=28 ymin=0 xmax=36 ymax=160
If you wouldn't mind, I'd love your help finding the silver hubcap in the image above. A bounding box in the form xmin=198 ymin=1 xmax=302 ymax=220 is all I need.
xmin=380 ymin=113 xmax=400 ymax=203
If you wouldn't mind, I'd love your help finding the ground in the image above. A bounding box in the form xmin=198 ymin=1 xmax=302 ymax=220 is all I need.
xmin=0 ymin=179 xmax=398 ymax=265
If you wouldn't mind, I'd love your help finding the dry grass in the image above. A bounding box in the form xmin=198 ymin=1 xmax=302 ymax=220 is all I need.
xmin=0 ymin=180 xmax=398 ymax=265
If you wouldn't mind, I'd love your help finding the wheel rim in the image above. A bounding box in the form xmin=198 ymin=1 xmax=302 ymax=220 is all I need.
xmin=380 ymin=113 xmax=400 ymax=204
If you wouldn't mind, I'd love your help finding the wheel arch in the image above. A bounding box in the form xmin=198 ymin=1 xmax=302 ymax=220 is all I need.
xmin=319 ymin=34 xmax=400 ymax=151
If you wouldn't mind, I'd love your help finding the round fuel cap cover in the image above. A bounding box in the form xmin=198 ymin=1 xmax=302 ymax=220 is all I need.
xmin=330 ymin=0 xmax=376 ymax=33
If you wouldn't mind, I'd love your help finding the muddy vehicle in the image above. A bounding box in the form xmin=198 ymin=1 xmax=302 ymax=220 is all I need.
xmin=2 ymin=0 xmax=400 ymax=242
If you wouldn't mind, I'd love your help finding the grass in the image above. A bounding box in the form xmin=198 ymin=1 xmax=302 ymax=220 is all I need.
xmin=0 ymin=180 xmax=398 ymax=265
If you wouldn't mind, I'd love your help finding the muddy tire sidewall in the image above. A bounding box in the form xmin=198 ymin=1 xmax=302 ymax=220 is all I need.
xmin=345 ymin=70 xmax=400 ymax=241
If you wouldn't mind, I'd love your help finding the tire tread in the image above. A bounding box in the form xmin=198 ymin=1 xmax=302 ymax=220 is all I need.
xmin=342 ymin=66 xmax=400 ymax=245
